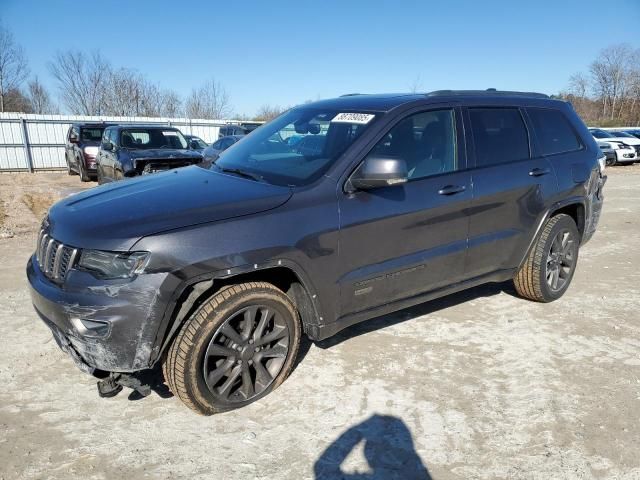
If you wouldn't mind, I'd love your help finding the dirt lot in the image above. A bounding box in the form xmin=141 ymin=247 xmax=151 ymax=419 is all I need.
xmin=1 ymin=167 xmax=639 ymax=480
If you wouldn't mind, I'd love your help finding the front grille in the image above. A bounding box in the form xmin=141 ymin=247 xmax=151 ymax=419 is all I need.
xmin=634 ymin=145 xmax=640 ymax=156
xmin=35 ymin=230 xmax=79 ymax=282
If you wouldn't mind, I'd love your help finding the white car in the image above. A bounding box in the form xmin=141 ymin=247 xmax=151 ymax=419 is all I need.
xmin=597 ymin=141 xmax=635 ymax=165
xmin=590 ymin=128 xmax=640 ymax=164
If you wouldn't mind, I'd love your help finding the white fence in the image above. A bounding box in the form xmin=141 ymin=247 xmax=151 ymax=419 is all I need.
xmin=0 ymin=113 xmax=244 ymax=172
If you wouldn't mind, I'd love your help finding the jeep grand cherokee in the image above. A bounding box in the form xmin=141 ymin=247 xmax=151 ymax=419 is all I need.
xmin=27 ymin=90 xmax=606 ymax=414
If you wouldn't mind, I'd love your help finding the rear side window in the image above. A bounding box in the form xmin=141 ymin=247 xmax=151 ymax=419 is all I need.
xmin=469 ymin=108 xmax=530 ymax=167
xmin=527 ymin=108 xmax=581 ymax=155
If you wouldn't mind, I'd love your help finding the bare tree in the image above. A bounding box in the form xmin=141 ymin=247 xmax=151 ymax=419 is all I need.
xmin=184 ymin=79 xmax=231 ymax=119
xmin=48 ymin=50 xmax=110 ymax=115
xmin=590 ymin=44 xmax=633 ymax=119
xmin=408 ymin=75 xmax=423 ymax=93
xmin=158 ymin=89 xmax=181 ymax=117
xmin=253 ymin=104 xmax=286 ymax=121
xmin=27 ymin=77 xmax=56 ymax=114
xmin=0 ymin=23 xmax=29 ymax=112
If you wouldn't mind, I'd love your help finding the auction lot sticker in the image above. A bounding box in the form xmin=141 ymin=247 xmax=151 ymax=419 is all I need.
xmin=331 ymin=113 xmax=376 ymax=124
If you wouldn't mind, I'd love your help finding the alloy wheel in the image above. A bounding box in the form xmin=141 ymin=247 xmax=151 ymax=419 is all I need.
xmin=202 ymin=305 xmax=290 ymax=403
xmin=545 ymin=228 xmax=576 ymax=292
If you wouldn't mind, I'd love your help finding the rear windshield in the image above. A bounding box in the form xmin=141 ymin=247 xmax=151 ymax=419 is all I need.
xmin=120 ymin=129 xmax=187 ymax=149
xmin=80 ymin=128 xmax=104 ymax=142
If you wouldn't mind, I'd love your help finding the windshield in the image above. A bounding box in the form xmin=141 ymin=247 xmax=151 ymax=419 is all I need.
xmin=212 ymin=108 xmax=378 ymax=186
xmin=192 ymin=137 xmax=208 ymax=148
xmin=591 ymin=129 xmax=613 ymax=139
xmin=615 ymin=132 xmax=635 ymax=138
xmin=121 ymin=128 xmax=188 ymax=149
xmin=81 ymin=127 xmax=104 ymax=142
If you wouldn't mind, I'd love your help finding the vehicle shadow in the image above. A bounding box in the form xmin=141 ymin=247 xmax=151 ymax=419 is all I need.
xmin=316 ymin=280 xmax=516 ymax=349
xmin=314 ymin=414 xmax=431 ymax=479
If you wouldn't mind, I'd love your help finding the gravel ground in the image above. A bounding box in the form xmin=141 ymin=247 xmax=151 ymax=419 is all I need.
xmin=0 ymin=167 xmax=639 ymax=480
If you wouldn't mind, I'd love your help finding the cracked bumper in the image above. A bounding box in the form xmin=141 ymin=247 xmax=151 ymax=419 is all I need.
xmin=27 ymin=255 xmax=170 ymax=373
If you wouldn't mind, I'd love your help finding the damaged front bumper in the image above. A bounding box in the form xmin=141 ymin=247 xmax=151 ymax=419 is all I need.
xmin=27 ymin=256 xmax=171 ymax=374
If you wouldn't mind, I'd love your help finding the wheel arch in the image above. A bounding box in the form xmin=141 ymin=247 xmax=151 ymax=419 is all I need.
xmin=549 ymin=201 xmax=585 ymax=240
xmin=151 ymin=263 xmax=322 ymax=366
xmin=517 ymin=197 xmax=586 ymax=270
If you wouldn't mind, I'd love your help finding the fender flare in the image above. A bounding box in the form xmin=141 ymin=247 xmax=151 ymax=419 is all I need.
xmin=148 ymin=258 xmax=323 ymax=366
xmin=517 ymin=196 xmax=587 ymax=269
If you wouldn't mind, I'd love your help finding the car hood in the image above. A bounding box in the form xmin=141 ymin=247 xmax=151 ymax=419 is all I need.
xmin=47 ymin=166 xmax=292 ymax=251
xmin=125 ymin=148 xmax=202 ymax=160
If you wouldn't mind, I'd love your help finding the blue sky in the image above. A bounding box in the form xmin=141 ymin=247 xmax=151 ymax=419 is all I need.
xmin=2 ymin=0 xmax=639 ymax=116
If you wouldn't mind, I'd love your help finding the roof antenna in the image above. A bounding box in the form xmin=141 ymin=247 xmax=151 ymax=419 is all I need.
xmin=486 ymin=88 xmax=497 ymax=91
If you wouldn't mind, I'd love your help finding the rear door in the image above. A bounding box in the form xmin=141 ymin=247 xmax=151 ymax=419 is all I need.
xmin=337 ymin=106 xmax=472 ymax=316
xmin=463 ymin=106 xmax=558 ymax=278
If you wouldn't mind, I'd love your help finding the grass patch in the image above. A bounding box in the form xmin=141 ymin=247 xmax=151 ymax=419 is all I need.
xmin=22 ymin=193 xmax=55 ymax=221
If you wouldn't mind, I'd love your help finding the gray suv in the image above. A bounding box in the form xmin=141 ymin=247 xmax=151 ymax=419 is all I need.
xmin=28 ymin=90 xmax=606 ymax=414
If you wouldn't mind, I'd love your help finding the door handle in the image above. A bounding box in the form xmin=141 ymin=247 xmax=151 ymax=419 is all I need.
xmin=529 ymin=167 xmax=550 ymax=177
xmin=438 ymin=185 xmax=466 ymax=195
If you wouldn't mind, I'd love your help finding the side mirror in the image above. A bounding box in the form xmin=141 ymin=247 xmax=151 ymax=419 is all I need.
xmin=69 ymin=135 xmax=78 ymax=143
xmin=102 ymin=141 xmax=113 ymax=151
xmin=189 ymin=140 xmax=199 ymax=149
xmin=349 ymin=156 xmax=408 ymax=191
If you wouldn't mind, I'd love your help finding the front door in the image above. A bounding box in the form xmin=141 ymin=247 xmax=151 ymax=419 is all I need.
xmin=338 ymin=107 xmax=471 ymax=316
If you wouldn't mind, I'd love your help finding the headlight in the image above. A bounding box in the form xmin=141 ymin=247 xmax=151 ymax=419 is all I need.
xmin=597 ymin=154 xmax=606 ymax=173
xmin=77 ymin=250 xmax=150 ymax=279
xmin=83 ymin=146 xmax=99 ymax=156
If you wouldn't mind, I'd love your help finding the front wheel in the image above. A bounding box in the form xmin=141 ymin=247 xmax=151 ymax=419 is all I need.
xmin=163 ymin=282 xmax=301 ymax=415
xmin=78 ymin=158 xmax=91 ymax=182
xmin=513 ymin=213 xmax=580 ymax=302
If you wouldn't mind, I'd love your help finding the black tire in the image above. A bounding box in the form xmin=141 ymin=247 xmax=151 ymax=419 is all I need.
xmin=163 ymin=281 xmax=301 ymax=415
xmin=66 ymin=156 xmax=77 ymax=175
xmin=514 ymin=213 xmax=580 ymax=303
xmin=78 ymin=158 xmax=91 ymax=182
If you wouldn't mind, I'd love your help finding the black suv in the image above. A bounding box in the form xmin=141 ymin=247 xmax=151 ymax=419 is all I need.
xmin=64 ymin=123 xmax=115 ymax=182
xmin=28 ymin=90 xmax=605 ymax=414
xmin=95 ymin=125 xmax=203 ymax=183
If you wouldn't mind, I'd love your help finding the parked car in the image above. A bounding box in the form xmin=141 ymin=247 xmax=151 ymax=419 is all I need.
xmin=65 ymin=123 xmax=116 ymax=182
xmin=597 ymin=142 xmax=616 ymax=166
xmin=218 ymin=122 xmax=262 ymax=139
xmin=95 ymin=125 xmax=203 ymax=183
xmin=600 ymin=141 xmax=636 ymax=165
xmin=184 ymin=135 xmax=208 ymax=152
xmin=589 ymin=128 xmax=640 ymax=159
xmin=218 ymin=125 xmax=250 ymax=138
xmin=27 ymin=90 xmax=605 ymax=414
xmin=619 ymin=129 xmax=640 ymax=139
xmin=201 ymin=135 xmax=244 ymax=165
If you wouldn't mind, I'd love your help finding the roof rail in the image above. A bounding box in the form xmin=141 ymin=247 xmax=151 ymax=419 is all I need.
xmin=427 ymin=89 xmax=549 ymax=99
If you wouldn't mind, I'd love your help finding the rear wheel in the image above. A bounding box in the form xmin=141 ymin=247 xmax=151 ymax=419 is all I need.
xmin=514 ymin=214 xmax=580 ymax=302
xmin=163 ymin=282 xmax=301 ymax=415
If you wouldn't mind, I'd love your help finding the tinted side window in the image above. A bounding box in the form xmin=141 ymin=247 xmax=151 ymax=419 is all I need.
xmin=469 ymin=108 xmax=529 ymax=167
xmin=366 ymin=109 xmax=458 ymax=180
xmin=527 ymin=108 xmax=581 ymax=155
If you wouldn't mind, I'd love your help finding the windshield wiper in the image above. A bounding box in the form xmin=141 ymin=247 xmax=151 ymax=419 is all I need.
xmin=218 ymin=167 xmax=264 ymax=182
